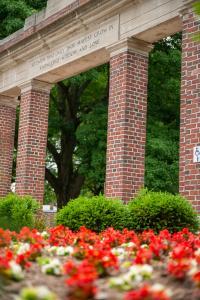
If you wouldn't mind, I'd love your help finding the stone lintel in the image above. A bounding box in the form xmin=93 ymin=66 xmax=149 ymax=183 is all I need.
xmin=0 ymin=95 xmax=19 ymax=109
xmin=107 ymin=38 xmax=153 ymax=58
xmin=19 ymin=79 xmax=53 ymax=94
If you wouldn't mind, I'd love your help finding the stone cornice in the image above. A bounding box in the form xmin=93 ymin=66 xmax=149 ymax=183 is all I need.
xmin=0 ymin=95 xmax=19 ymax=109
xmin=0 ymin=0 xmax=193 ymax=95
xmin=19 ymin=79 xmax=53 ymax=94
xmin=0 ymin=0 xmax=133 ymax=60
xmin=107 ymin=38 xmax=153 ymax=57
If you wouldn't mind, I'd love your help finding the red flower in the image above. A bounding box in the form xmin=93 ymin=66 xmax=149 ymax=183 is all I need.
xmin=124 ymin=285 xmax=171 ymax=300
xmin=64 ymin=260 xmax=98 ymax=299
xmin=167 ymin=260 xmax=190 ymax=279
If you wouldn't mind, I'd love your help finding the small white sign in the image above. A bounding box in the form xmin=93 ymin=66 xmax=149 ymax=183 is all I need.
xmin=43 ymin=205 xmax=57 ymax=213
xmin=193 ymin=146 xmax=200 ymax=162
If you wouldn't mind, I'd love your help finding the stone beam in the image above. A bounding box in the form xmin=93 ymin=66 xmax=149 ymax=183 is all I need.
xmin=0 ymin=0 xmax=195 ymax=94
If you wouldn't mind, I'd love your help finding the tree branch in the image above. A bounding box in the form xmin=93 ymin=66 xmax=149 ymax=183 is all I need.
xmin=47 ymin=140 xmax=60 ymax=167
xmin=45 ymin=167 xmax=60 ymax=194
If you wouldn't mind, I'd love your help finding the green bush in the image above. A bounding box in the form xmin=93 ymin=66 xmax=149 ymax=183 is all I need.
xmin=57 ymin=195 xmax=128 ymax=232
xmin=127 ymin=190 xmax=199 ymax=233
xmin=0 ymin=194 xmax=38 ymax=232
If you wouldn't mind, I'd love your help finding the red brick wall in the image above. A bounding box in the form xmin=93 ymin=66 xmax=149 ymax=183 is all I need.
xmin=16 ymin=81 xmax=51 ymax=204
xmin=179 ymin=8 xmax=200 ymax=211
xmin=0 ymin=100 xmax=16 ymax=197
xmin=105 ymin=48 xmax=149 ymax=202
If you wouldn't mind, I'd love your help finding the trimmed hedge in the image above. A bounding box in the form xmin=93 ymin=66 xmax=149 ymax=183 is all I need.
xmin=127 ymin=190 xmax=199 ymax=233
xmin=56 ymin=195 xmax=128 ymax=232
xmin=0 ymin=194 xmax=38 ymax=232
xmin=57 ymin=191 xmax=199 ymax=233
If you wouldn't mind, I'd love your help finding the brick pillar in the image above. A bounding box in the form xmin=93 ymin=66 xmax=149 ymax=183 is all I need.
xmin=179 ymin=6 xmax=200 ymax=211
xmin=105 ymin=38 xmax=151 ymax=202
xmin=16 ymin=80 xmax=52 ymax=204
xmin=0 ymin=96 xmax=18 ymax=197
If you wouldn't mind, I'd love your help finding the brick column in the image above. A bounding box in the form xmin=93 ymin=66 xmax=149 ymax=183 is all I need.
xmin=179 ymin=6 xmax=200 ymax=211
xmin=16 ymin=80 xmax=52 ymax=204
xmin=105 ymin=38 xmax=152 ymax=202
xmin=0 ymin=95 xmax=18 ymax=197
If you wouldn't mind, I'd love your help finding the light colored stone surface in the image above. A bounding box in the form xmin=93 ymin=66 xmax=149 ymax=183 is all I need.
xmin=0 ymin=95 xmax=19 ymax=108
xmin=30 ymin=16 xmax=119 ymax=75
xmin=0 ymin=0 xmax=195 ymax=97
xmin=107 ymin=38 xmax=153 ymax=57
xmin=0 ymin=15 xmax=119 ymax=92
xmin=20 ymin=79 xmax=53 ymax=93
xmin=120 ymin=0 xmax=184 ymax=40
xmin=46 ymin=0 xmax=76 ymax=18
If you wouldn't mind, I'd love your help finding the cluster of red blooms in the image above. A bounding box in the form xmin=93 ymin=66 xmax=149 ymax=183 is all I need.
xmin=1 ymin=226 xmax=200 ymax=299
xmin=125 ymin=284 xmax=171 ymax=300
xmin=64 ymin=260 xmax=98 ymax=299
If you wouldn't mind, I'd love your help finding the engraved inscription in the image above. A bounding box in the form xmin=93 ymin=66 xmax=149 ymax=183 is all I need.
xmin=31 ymin=21 xmax=117 ymax=72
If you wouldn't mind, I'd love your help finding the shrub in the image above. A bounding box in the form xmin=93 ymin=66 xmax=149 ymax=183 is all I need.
xmin=56 ymin=195 xmax=128 ymax=232
xmin=127 ymin=190 xmax=199 ymax=233
xmin=0 ymin=194 xmax=38 ymax=232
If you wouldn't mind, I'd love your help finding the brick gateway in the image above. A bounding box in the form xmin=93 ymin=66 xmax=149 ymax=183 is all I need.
xmin=0 ymin=0 xmax=199 ymax=210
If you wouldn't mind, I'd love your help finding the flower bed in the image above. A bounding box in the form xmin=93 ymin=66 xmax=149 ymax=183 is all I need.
xmin=1 ymin=226 xmax=200 ymax=299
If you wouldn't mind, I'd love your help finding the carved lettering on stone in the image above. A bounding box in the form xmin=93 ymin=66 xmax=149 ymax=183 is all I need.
xmin=30 ymin=17 xmax=118 ymax=74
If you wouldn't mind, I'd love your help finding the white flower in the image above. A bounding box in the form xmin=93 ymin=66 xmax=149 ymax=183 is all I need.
xmin=109 ymin=263 xmax=153 ymax=291
xmin=56 ymin=246 xmax=73 ymax=256
xmin=41 ymin=231 xmax=49 ymax=238
xmin=9 ymin=261 xmax=24 ymax=280
xmin=140 ymin=264 xmax=153 ymax=275
xmin=121 ymin=242 xmax=136 ymax=248
xmin=111 ymin=247 xmax=126 ymax=261
xmin=18 ymin=286 xmax=56 ymax=300
xmin=17 ymin=243 xmax=30 ymax=255
xmin=112 ymin=247 xmax=125 ymax=256
xmin=37 ymin=286 xmax=53 ymax=298
xmin=110 ymin=277 xmax=124 ymax=286
xmin=65 ymin=246 xmax=74 ymax=255
xmin=129 ymin=264 xmax=153 ymax=278
xmin=152 ymin=283 xmax=172 ymax=297
xmin=188 ymin=259 xmax=198 ymax=276
xmin=41 ymin=258 xmax=62 ymax=276
xmin=195 ymin=248 xmax=200 ymax=256
xmin=45 ymin=245 xmax=73 ymax=256
xmin=45 ymin=246 xmax=57 ymax=254
xmin=152 ymin=283 xmax=165 ymax=292
xmin=56 ymin=246 xmax=65 ymax=256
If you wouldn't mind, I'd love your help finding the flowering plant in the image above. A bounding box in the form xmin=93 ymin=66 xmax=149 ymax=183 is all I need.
xmin=0 ymin=226 xmax=200 ymax=299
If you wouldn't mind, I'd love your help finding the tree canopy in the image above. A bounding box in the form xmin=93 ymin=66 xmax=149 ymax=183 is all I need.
xmin=0 ymin=0 xmax=47 ymax=39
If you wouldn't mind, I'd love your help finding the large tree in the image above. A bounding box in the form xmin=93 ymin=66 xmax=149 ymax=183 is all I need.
xmin=46 ymin=67 xmax=108 ymax=208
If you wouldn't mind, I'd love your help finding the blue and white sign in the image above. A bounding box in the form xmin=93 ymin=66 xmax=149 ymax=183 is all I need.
xmin=193 ymin=146 xmax=200 ymax=163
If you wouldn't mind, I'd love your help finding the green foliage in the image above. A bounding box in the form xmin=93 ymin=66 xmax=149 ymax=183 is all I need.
xmin=56 ymin=195 xmax=128 ymax=232
xmin=0 ymin=0 xmax=47 ymax=39
xmin=127 ymin=190 xmax=199 ymax=233
xmin=194 ymin=1 xmax=200 ymax=15
xmin=0 ymin=194 xmax=38 ymax=232
xmin=194 ymin=2 xmax=200 ymax=40
xmin=44 ymin=181 xmax=57 ymax=205
xmin=145 ymin=42 xmax=181 ymax=193
xmin=76 ymin=101 xmax=107 ymax=194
